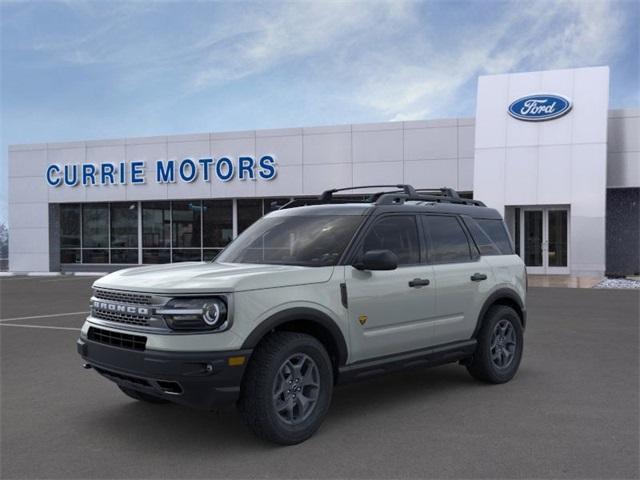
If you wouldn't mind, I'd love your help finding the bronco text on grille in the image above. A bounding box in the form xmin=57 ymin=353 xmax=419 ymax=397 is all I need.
xmin=91 ymin=299 xmax=151 ymax=327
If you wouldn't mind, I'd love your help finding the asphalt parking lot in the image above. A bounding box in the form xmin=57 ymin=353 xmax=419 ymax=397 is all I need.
xmin=1 ymin=276 xmax=638 ymax=479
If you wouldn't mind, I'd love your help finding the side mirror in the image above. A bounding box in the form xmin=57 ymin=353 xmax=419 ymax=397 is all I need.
xmin=354 ymin=249 xmax=398 ymax=271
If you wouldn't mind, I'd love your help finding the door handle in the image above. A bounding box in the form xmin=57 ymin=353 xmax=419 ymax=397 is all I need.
xmin=470 ymin=273 xmax=488 ymax=282
xmin=409 ymin=278 xmax=430 ymax=288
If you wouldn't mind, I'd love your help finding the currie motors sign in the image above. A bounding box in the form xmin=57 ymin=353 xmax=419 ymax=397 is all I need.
xmin=45 ymin=155 xmax=277 ymax=187
xmin=508 ymin=94 xmax=572 ymax=121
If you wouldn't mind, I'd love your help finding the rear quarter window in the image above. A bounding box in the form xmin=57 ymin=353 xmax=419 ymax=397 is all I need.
xmin=465 ymin=217 xmax=514 ymax=255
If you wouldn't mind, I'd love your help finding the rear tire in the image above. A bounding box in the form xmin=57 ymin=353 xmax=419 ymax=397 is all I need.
xmin=238 ymin=331 xmax=333 ymax=445
xmin=467 ymin=305 xmax=523 ymax=384
xmin=118 ymin=385 xmax=169 ymax=404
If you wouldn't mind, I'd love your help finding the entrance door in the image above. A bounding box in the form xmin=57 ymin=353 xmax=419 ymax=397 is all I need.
xmin=518 ymin=207 xmax=569 ymax=274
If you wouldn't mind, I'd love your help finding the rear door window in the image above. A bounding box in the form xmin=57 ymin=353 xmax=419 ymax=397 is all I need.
xmin=422 ymin=215 xmax=472 ymax=264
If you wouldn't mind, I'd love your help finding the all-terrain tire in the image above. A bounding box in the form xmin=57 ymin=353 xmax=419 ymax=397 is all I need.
xmin=466 ymin=305 xmax=523 ymax=384
xmin=118 ymin=385 xmax=170 ymax=404
xmin=238 ymin=331 xmax=333 ymax=445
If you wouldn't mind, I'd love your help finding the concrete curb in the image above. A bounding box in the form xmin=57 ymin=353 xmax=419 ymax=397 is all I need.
xmin=26 ymin=272 xmax=62 ymax=277
xmin=0 ymin=272 xmax=16 ymax=277
xmin=71 ymin=272 xmax=107 ymax=277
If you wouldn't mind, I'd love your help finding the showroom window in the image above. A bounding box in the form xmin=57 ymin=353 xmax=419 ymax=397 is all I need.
xmin=110 ymin=203 xmax=139 ymax=264
xmin=82 ymin=203 xmax=109 ymax=263
xmin=142 ymin=201 xmax=170 ymax=264
xmin=238 ymin=198 xmax=264 ymax=234
xmin=203 ymin=200 xmax=233 ymax=261
xmin=172 ymin=201 xmax=202 ymax=262
xmin=59 ymin=197 xmax=295 ymax=265
xmin=60 ymin=204 xmax=81 ymax=263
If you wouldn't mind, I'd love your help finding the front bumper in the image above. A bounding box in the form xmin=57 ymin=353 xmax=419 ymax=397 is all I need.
xmin=77 ymin=337 xmax=252 ymax=410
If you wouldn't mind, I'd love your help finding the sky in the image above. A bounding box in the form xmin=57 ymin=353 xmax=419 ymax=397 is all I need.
xmin=1 ymin=0 xmax=638 ymax=226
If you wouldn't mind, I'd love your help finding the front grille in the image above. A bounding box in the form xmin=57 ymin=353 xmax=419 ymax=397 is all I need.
xmin=94 ymin=289 xmax=152 ymax=305
xmin=92 ymin=309 xmax=151 ymax=327
xmin=88 ymin=326 xmax=147 ymax=351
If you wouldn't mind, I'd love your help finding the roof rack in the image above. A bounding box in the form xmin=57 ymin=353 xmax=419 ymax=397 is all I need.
xmin=278 ymin=184 xmax=485 ymax=210
xmin=319 ymin=185 xmax=417 ymax=202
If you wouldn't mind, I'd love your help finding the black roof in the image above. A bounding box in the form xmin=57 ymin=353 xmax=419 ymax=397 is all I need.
xmin=271 ymin=185 xmax=503 ymax=220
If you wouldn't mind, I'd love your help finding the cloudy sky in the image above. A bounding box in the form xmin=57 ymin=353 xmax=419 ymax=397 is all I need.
xmin=1 ymin=0 xmax=638 ymax=225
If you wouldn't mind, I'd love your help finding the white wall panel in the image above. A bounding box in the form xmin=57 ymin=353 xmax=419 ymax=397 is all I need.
xmin=9 ymin=203 xmax=48 ymax=229
xmin=8 ymin=148 xmax=47 ymax=178
xmin=303 ymin=132 xmax=351 ymax=165
xmin=475 ymin=74 xmax=509 ymax=148
xmin=352 ymin=129 xmax=403 ymax=163
xmin=9 ymin=176 xmax=48 ymax=203
xmin=572 ymin=67 xmax=610 ymax=144
xmin=303 ymin=163 xmax=352 ymax=193
xmin=353 ymin=161 xmax=403 ymax=185
xmin=458 ymin=157 xmax=474 ymax=191
xmin=571 ymin=143 xmax=607 ymax=217
xmin=504 ymin=147 xmax=537 ymax=205
xmin=404 ymin=127 xmax=458 ymax=160
xmin=538 ymin=145 xmax=572 ymax=204
xmin=403 ymin=159 xmax=458 ymax=189
xmin=255 ymin=135 xmax=302 ymax=166
xmin=9 ymin=253 xmax=51 ymax=272
xmin=255 ymin=165 xmax=303 ymax=197
xmin=607 ymin=152 xmax=640 ymax=188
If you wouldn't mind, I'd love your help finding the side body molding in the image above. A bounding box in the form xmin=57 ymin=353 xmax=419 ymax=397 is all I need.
xmin=241 ymin=307 xmax=349 ymax=366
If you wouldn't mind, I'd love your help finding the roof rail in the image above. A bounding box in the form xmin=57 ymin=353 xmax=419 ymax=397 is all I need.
xmin=278 ymin=184 xmax=485 ymax=209
xmin=319 ymin=185 xmax=417 ymax=202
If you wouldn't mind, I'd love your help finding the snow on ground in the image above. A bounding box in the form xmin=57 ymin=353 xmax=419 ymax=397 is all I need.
xmin=594 ymin=278 xmax=640 ymax=289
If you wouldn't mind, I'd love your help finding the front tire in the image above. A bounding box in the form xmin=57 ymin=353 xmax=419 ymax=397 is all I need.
xmin=238 ymin=332 xmax=333 ymax=445
xmin=466 ymin=305 xmax=523 ymax=384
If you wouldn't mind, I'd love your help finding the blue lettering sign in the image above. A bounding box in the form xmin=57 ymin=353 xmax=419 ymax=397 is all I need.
xmin=46 ymin=164 xmax=61 ymax=187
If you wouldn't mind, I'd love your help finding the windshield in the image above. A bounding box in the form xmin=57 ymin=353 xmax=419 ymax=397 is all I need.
xmin=216 ymin=215 xmax=363 ymax=266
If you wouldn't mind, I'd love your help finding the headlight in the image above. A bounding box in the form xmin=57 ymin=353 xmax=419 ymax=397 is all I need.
xmin=158 ymin=297 xmax=229 ymax=332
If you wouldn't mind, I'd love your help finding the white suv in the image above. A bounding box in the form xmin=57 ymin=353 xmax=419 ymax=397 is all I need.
xmin=77 ymin=185 xmax=527 ymax=444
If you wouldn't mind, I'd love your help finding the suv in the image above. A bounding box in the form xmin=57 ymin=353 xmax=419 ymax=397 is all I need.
xmin=77 ymin=185 xmax=526 ymax=445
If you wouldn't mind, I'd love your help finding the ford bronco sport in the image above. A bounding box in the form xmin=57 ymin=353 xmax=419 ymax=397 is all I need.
xmin=77 ymin=185 xmax=526 ymax=445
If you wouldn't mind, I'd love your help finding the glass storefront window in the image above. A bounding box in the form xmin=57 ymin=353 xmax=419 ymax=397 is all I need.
xmin=111 ymin=203 xmax=138 ymax=248
xmin=60 ymin=204 xmax=81 ymax=248
xmin=60 ymin=197 xmax=322 ymax=266
xmin=172 ymin=249 xmax=202 ymax=262
xmin=143 ymin=202 xmax=171 ymax=248
xmin=83 ymin=249 xmax=109 ymax=264
xmin=203 ymin=249 xmax=223 ymax=261
xmin=110 ymin=249 xmax=138 ymax=264
xmin=142 ymin=249 xmax=170 ymax=264
xmin=172 ymin=201 xmax=202 ymax=249
xmin=203 ymin=200 xmax=233 ymax=248
xmin=237 ymin=199 xmax=263 ymax=234
xmin=82 ymin=204 xmax=109 ymax=248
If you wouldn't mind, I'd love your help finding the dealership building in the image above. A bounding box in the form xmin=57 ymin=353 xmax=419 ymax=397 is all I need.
xmin=7 ymin=66 xmax=640 ymax=276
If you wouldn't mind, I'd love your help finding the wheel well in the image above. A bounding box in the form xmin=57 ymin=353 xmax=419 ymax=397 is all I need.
xmin=487 ymin=297 xmax=524 ymax=327
xmin=474 ymin=293 xmax=526 ymax=338
xmin=263 ymin=319 xmax=343 ymax=377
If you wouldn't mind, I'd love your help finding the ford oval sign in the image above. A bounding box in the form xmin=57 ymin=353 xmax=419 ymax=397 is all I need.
xmin=508 ymin=94 xmax=572 ymax=121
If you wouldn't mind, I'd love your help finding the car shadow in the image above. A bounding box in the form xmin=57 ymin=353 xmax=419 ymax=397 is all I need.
xmin=83 ymin=364 xmax=489 ymax=451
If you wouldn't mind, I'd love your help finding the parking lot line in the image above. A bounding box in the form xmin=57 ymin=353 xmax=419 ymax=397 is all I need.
xmin=0 ymin=323 xmax=80 ymax=331
xmin=0 ymin=311 xmax=88 ymax=323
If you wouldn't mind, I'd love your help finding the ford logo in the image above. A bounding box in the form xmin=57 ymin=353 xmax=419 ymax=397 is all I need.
xmin=508 ymin=94 xmax=572 ymax=121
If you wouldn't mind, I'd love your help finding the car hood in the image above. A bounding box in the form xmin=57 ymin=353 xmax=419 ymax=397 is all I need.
xmin=93 ymin=262 xmax=335 ymax=294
